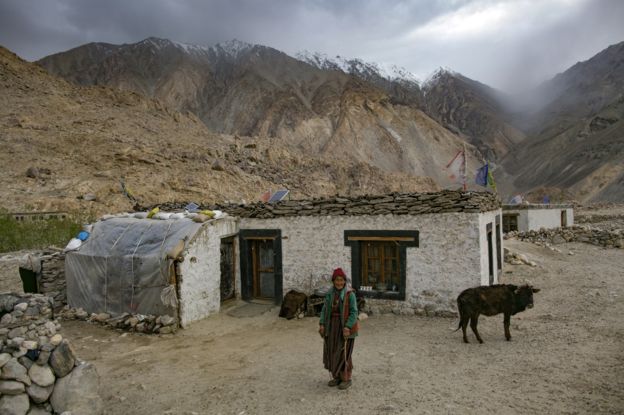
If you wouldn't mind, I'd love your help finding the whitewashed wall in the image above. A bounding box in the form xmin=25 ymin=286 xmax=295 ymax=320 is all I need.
xmin=240 ymin=212 xmax=491 ymax=315
xmin=505 ymin=207 xmax=574 ymax=231
xmin=179 ymin=218 xmax=238 ymax=327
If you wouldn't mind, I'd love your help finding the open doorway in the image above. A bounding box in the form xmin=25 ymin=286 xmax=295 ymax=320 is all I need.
xmin=487 ymin=223 xmax=494 ymax=285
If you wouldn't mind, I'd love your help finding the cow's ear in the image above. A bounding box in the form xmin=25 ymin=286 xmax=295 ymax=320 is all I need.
xmin=532 ymin=288 xmax=541 ymax=293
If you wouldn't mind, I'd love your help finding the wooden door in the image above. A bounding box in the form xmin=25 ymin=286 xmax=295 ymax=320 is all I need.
xmin=252 ymin=239 xmax=275 ymax=299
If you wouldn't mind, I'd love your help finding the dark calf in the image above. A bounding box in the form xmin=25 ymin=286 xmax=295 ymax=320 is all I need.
xmin=279 ymin=290 xmax=308 ymax=320
xmin=456 ymin=284 xmax=540 ymax=343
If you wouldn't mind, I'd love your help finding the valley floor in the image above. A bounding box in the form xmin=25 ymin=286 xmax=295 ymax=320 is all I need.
xmin=1 ymin=240 xmax=623 ymax=414
xmin=61 ymin=240 xmax=624 ymax=414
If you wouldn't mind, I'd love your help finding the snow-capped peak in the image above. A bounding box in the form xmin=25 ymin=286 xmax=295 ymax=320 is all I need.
xmin=212 ymin=39 xmax=254 ymax=58
xmin=422 ymin=66 xmax=458 ymax=87
xmin=295 ymin=50 xmax=420 ymax=86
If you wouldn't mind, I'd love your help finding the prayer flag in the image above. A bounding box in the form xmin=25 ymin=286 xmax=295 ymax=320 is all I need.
xmin=475 ymin=163 xmax=488 ymax=187
xmin=487 ymin=169 xmax=497 ymax=192
xmin=446 ymin=150 xmax=465 ymax=184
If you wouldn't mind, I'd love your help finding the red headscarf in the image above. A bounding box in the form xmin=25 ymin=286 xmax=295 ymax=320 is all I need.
xmin=331 ymin=267 xmax=346 ymax=281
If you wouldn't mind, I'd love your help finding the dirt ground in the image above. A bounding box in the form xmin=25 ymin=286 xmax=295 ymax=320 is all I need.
xmin=1 ymin=240 xmax=623 ymax=414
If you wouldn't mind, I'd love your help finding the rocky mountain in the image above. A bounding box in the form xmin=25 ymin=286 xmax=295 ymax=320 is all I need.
xmin=295 ymin=51 xmax=423 ymax=107
xmin=37 ymin=37 xmax=484 ymax=187
xmin=35 ymin=37 xmax=624 ymax=202
xmin=0 ymin=45 xmax=439 ymax=215
xmin=422 ymin=68 xmax=526 ymax=162
xmin=502 ymin=41 xmax=624 ymax=202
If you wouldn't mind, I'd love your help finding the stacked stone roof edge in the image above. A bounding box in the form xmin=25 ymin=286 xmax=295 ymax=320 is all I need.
xmin=151 ymin=190 xmax=501 ymax=219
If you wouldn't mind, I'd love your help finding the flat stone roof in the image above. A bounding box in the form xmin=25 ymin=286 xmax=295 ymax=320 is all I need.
xmin=503 ymin=203 xmax=573 ymax=210
xmin=155 ymin=190 xmax=500 ymax=219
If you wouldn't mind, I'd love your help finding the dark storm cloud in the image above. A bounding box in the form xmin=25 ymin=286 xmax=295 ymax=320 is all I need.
xmin=1 ymin=0 xmax=623 ymax=91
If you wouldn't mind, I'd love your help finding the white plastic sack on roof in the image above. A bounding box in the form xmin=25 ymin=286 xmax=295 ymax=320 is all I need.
xmin=133 ymin=212 xmax=148 ymax=219
xmin=64 ymin=238 xmax=82 ymax=253
xmin=153 ymin=212 xmax=172 ymax=220
xmin=170 ymin=213 xmax=185 ymax=220
xmin=213 ymin=210 xmax=226 ymax=219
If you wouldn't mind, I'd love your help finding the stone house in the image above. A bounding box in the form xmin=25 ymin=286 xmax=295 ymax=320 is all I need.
xmin=65 ymin=190 xmax=503 ymax=326
xmin=502 ymin=204 xmax=574 ymax=233
xmin=229 ymin=190 xmax=502 ymax=317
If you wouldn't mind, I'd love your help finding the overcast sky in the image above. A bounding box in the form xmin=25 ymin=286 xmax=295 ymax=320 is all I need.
xmin=1 ymin=0 xmax=623 ymax=92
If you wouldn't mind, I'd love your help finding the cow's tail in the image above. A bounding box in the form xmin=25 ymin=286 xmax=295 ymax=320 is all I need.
xmin=451 ymin=297 xmax=464 ymax=331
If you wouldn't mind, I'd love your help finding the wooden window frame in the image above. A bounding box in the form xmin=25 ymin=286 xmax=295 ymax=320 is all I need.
xmin=344 ymin=230 xmax=419 ymax=300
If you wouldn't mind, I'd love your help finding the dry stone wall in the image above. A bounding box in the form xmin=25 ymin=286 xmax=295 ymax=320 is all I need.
xmin=505 ymin=226 xmax=623 ymax=248
xmin=38 ymin=253 xmax=66 ymax=308
xmin=0 ymin=293 xmax=103 ymax=414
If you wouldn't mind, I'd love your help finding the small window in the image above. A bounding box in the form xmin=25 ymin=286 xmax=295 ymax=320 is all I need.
xmin=344 ymin=230 xmax=418 ymax=300
xmin=503 ymin=214 xmax=518 ymax=233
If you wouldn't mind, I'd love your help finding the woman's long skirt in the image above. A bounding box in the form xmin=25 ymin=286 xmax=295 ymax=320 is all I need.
xmin=323 ymin=314 xmax=354 ymax=381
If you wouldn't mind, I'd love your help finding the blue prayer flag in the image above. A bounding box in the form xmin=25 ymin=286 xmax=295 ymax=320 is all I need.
xmin=475 ymin=163 xmax=488 ymax=187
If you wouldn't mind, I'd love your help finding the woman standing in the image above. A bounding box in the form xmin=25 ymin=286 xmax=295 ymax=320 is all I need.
xmin=319 ymin=267 xmax=358 ymax=390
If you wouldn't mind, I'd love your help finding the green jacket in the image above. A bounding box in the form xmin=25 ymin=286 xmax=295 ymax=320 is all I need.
xmin=319 ymin=287 xmax=358 ymax=339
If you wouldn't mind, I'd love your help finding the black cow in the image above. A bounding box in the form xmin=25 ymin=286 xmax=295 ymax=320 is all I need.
xmin=456 ymin=284 xmax=540 ymax=343
xmin=279 ymin=290 xmax=308 ymax=320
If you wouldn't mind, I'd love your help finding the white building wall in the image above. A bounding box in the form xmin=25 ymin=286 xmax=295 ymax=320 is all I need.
xmin=179 ymin=218 xmax=238 ymax=327
xmin=478 ymin=211 xmax=502 ymax=286
xmin=240 ymin=212 xmax=490 ymax=315
xmin=505 ymin=207 xmax=574 ymax=232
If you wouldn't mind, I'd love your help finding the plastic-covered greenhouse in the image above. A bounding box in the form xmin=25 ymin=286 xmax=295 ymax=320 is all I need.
xmin=65 ymin=217 xmax=203 ymax=316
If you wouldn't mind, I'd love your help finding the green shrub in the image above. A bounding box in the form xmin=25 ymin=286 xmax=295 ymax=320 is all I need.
xmin=0 ymin=212 xmax=85 ymax=253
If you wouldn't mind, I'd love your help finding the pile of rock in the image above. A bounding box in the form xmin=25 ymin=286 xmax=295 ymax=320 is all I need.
xmin=504 ymin=248 xmax=538 ymax=266
xmin=0 ymin=294 xmax=102 ymax=415
xmin=505 ymin=226 xmax=623 ymax=249
xmin=0 ymin=294 xmax=57 ymax=345
xmin=60 ymin=307 xmax=178 ymax=335
xmin=151 ymin=190 xmax=502 ymax=219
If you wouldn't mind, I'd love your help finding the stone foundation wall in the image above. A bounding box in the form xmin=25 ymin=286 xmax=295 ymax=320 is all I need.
xmin=60 ymin=307 xmax=178 ymax=335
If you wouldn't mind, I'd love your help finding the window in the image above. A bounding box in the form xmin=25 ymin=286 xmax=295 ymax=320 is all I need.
xmin=344 ymin=230 xmax=419 ymax=300
xmin=361 ymin=241 xmax=400 ymax=292
xmin=502 ymin=214 xmax=518 ymax=233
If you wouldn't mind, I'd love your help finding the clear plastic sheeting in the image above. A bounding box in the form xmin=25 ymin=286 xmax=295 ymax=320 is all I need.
xmin=65 ymin=217 xmax=203 ymax=316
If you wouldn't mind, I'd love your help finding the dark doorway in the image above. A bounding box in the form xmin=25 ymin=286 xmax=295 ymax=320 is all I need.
xmin=239 ymin=230 xmax=282 ymax=304
xmin=496 ymin=216 xmax=502 ymax=271
xmin=561 ymin=210 xmax=567 ymax=227
xmin=487 ymin=223 xmax=494 ymax=285
xmin=220 ymin=236 xmax=236 ymax=302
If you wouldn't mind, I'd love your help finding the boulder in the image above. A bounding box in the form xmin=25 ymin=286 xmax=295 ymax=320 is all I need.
xmin=49 ymin=341 xmax=75 ymax=378
xmin=26 ymin=383 xmax=54 ymax=404
xmin=49 ymin=334 xmax=62 ymax=346
xmin=50 ymin=363 xmax=103 ymax=415
xmin=0 ymin=380 xmax=26 ymax=395
xmin=0 ymin=393 xmax=30 ymax=415
xmin=25 ymin=405 xmax=51 ymax=415
xmin=0 ymin=353 xmax=12 ymax=367
xmin=1 ymin=358 xmax=31 ymax=385
xmin=28 ymin=364 xmax=55 ymax=387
